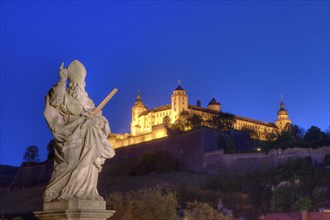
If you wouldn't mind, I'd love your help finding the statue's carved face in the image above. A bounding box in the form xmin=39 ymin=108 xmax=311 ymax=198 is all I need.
xmin=67 ymin=82 xmax=93 ymax=107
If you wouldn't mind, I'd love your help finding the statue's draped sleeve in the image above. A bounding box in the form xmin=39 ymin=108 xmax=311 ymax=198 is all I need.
xmin=44 ymin=79 xmax=67 ymax=133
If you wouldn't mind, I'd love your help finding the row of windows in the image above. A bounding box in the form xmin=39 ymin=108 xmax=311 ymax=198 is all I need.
xmin=156 ymin=111 xmax=170 ymax=117
xmin=173 ymin=101 xmax=186 ymax=106
xmin=174 ymin=91 xmax=185 ymax=95
xmin=137 ymin=111 xmax=171 ymax=128
xmin=236 ymin=121 xmax=273 ymax=132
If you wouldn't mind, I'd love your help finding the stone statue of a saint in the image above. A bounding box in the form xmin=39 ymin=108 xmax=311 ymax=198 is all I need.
xmin=43 ymin=60 xmax=115 ymax=202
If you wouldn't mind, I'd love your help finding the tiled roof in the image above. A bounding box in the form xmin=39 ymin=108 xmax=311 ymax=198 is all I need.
xmin=175 ymin=85 xmax=184 ymax=91
xmin=138 ymin=103 xmax=276 ymax=128
xmin=235 ymin=115 xmax=277 ymax=128
xmin=139 ymin=104 xmax=171 ymax=116
xmin=189 ymin=105 xmax=276 ymax=128
xmin=208 ymin=97 xmax=220 ymax=105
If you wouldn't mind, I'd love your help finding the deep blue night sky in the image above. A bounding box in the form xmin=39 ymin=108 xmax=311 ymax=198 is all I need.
xmin=1 ymin=1 xmax=329 ymax=166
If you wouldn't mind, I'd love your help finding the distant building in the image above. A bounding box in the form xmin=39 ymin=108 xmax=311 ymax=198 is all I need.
xmin=109 ymin=82 xmax=291 ymax=148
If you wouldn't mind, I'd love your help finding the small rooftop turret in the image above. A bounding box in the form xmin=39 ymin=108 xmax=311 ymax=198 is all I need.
xmin=275 ymin=98 xmax=291 ymax=130
xmin=207 ymin=97 xmax=221 ymax=112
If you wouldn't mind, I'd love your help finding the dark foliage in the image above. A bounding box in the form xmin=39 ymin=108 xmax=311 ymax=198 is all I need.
xmin=261 ymin=125 xmax=329 ymax=150
xmin=171 ymin=111 xmax=235 ymax=133
xmin=204 ymin=156 xmax=330 ymax=217
xmin=207 ymin=113 xmax=236 ymax=132
xmin=106 ymin=187 xmax=179 ymax=220
xmin=22 ymin=145 xmax=40 ymax=163
xmin=324 ymin=154 xmax=330 ymax=166
xmin=304 ymin=126 xmax=328 ymax=143
xmin=129 ymin=150 xmax=178 ymax=176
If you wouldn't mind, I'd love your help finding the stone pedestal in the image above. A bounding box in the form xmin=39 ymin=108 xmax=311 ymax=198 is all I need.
xmin=34 ymin=199 xmax=115 ymax=220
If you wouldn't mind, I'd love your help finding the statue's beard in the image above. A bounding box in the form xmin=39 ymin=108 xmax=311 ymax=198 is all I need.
xmin=68 ymin=82 xmax=95 ymax=111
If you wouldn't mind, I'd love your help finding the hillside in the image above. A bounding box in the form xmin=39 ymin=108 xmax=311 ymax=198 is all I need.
xmin=1 ymin=127 xmax=329 ymax=219
xmin=0 ymin=158 xmax=208 ymax=216
xmin=0 ymin=165 xmax=19 ymax=186
xmin=2 ymin=155 xmax=329 ymax=219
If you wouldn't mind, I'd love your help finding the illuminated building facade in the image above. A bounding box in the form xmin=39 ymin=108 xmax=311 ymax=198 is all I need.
xmin=109 ymin=82 xmax=291 ymax=148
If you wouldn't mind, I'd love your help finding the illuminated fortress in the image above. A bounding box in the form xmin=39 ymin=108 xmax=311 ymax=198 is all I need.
xmin=109 ymin=82 xmax=291 ymax=148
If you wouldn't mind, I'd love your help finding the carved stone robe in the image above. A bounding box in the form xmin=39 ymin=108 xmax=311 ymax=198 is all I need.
xmin=43 ymin=79 xmax=115 ymax=202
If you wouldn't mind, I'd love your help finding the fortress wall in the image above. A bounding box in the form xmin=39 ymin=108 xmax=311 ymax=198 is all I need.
xmin=202 ymin=151 xmax=273 ymax=174
xmin=224 ymin=156 xmax=274 ymax=173
xmin=109 ymin=128 xmax=206 ymax=172
xmin=109 ymin=125 xmax=167 ymax=148
xmin=272 ymin=146 xmax=330 ymax=166
xmin=111 ymin=126 xmax=330 ymax=174
xmin=202 ymin=146 xmax=330 ymax=174
xmin=221 ymin=153 xmax=271 ymax=171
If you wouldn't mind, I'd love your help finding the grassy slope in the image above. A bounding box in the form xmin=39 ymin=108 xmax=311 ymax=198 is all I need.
xmin=0 ymin=165 xmax=19 ymax=186
xmin=0 ymin=159 xmax=209 ymax=215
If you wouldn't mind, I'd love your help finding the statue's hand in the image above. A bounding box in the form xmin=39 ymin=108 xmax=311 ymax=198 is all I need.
xmin=82 ymin=112 xmax=96 ymax=126
xmin=95 ymin=115 xmax=105 ymax=128
xmin=59 ymin=62 xmax=68 ymax=81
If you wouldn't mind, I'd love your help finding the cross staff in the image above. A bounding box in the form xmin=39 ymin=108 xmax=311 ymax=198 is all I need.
xmin=92 ymin=88 xmax=118 ymax=115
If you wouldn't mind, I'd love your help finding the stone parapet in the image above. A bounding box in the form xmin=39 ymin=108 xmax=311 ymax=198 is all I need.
xmin=34 ymin=199 xmax=115 ymax=220
xmin=43 ymin=199 xmax=106 ymax=211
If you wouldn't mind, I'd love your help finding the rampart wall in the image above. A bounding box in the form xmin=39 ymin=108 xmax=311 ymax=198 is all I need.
xmin=109 ymin=125 xmax=167 ymax=148
xmin=202 ymin=146 xmax=330 ymax=174
xmin=110 ymin=127 xmax=330 ymax=174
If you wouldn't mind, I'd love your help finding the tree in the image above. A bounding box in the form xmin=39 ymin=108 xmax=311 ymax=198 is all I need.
xmin=184 ymin=201 xmax=232 ymax=220
xmin=276 ymin=130 xmax=295 ymax=147
xmin=171 ymin=111 xmax=204 ymax=131
xmin=261 ymin=132 xmax=278 ymax=150
xmin=171 ymin=111 xmax=235 ymax=132
xmin=129 ymin=150 xmax=177 ymax=176
xmin=324 ymin=154 xmax=330 ymax=166
xmin=171 ymin=111 xmax=191 ymax=131
xmin=292 ymin=196 xmax=312 ymax=211
xmin=106 ymin=187 xmax=179 ymax=220
xmin=241 ymin=126 xmax=260 ymax=140
xmin=187 ymin=113 xmax=204 ymax=129
xmin=23 ymin=145 xmax=40 ymax=162
xmin=271 ymin=185 xmax=298 ymax=212
xmin=207 ymin=113 xmax=235 ymax=132
xmin=304 ymin=126 xmax=326 ymax=143
xmin=290 ymin=124 xmax=305 ymax=141
xmin=325 ymin=127 xmax=330 ymax=139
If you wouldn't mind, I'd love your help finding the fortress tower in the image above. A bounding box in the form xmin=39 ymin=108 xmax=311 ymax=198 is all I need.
xmin=207 ymin=97 xmax=221 ymax=112
xmin=171 ymin=81 xmax=188 ymax=123
xmin=131 ymin=90 xmax=147 ymax=135
xmin=275 ymin=100 xmax=291 ymax=130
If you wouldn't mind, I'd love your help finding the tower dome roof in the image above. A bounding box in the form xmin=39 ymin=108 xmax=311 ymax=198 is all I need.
xmin=174 ymin=85 xmax=185 ymax=91
xmin=277 ymin=109 xmax=288 ymax=115
xmin=174 ymin=80 xmax=185 ymax=91
xmin=133 ymin=89 xmax=146 ymax=108
xmin=208 ymin=97 xmax=220 ymax=106
xmin=277 ymin=101 xmax=288 ymax=115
